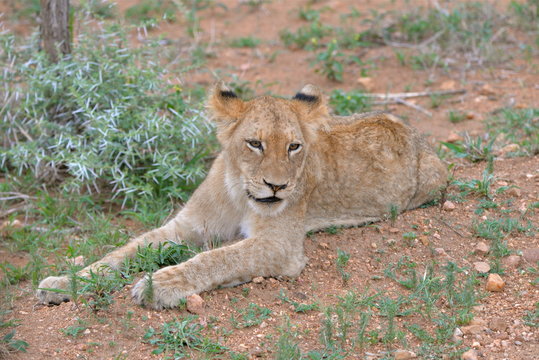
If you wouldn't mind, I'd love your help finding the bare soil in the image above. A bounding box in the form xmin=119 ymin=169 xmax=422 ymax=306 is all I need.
xmin=1 ymin=0 xmax=538 ymax=359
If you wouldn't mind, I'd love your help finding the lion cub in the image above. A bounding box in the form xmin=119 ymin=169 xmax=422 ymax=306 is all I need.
xmin=37 ymin=84 xmax=447 ymax=309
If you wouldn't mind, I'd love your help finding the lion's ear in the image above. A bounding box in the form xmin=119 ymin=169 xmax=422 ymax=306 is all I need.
xmin=292 ymin=84 xmax=328 ymax=114
xmin=208 ymin=82 xmax=247 ymax=127
xmin=292 ymin=84 xmax=329 ymax=128
xmin=293 ymin=84 xmax=322 ymax=103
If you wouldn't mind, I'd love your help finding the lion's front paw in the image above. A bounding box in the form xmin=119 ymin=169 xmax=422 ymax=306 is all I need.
xmin=131 ymin=266 xmax=198 ymax=310
xmin=37 ymin=276 xmax=71 ymax=305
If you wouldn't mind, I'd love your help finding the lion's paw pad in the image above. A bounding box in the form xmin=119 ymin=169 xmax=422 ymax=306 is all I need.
xmin=36 ymin=276 xmax=71 ymax=305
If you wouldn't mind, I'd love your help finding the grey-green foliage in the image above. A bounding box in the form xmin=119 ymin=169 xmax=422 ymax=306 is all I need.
xmin=329 ymin=89 xmax=371 ymax=116
xmin=487 ymin=108 xmax=539 ymax=156
xmin=398 ymin=3 xmax=507 ymax=58
xmin=143 ymin=315 xmax=228 ymax=358
xmin=0 ymin=24 xmax=215 ymax=207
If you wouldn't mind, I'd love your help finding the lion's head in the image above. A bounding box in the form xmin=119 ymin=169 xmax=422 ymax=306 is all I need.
xmin=208 ymin=83 xmax=328 ymax=215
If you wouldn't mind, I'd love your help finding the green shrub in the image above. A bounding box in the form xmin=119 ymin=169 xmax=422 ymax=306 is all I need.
xmin=143 ymin=316 xmax=227 ymax=357
xmin=230 ymin=36 xmax=261 ymax=48
xmin=313 ymin=41 xmax=344 ymax=82
xmin=362 ymin=2 xmax=511 ymax=66
xmin=0 ymin=25 xmax=216 ymax=207
xmin=280 ymin=21 xmax=333 ymax=50
xmin=329 ymin=90 xmax=371 ymax=115
xmin=487 ymin=108 xmax=539 ymax=156
xmin=125 ymin=0 xmax=178 ymax=24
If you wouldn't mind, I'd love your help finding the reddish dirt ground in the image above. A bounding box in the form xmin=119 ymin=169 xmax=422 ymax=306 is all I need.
xmin=4 ymin=157 xmax=539 ymax=360
xmin=1 ymin=0 xmax=538 ymax=359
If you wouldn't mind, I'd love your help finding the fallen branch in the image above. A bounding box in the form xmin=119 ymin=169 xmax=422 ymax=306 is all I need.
xmin=0 ymin=192 xmax=36 ymax=201
xmin=0 ymin=93 xmax=15 ymax=118
xmin=384 ymin=30 xmax=445 ymax=49
xmin=0 ymin=204 xmax=31 ymax=218
xmin=395 ymin=97 xmax=433 ymax=117
xmin=30 ymin=225 xmax=82 ymax=234
xmin=434 ymin=217 xmax=466 ymax=238
xmin=363 ymin=89 xmax=466 ymax=100
xmin=430 ymin=0 xmax=449 ymax=16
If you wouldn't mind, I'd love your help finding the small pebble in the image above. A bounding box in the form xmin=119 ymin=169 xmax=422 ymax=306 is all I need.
xmin=474 ymin=242 xmax=490 ymax=255
xmin=440 ymin=80 xmax=456 ymax=90
xmin=318 ymin=242 xmax=329 ymax=250
xmin=498 ymin=143 xmax=520 ymax=156
xmin=486 ymin=273 xmax=505 ymax=292
xmin=522 ymin=248 xmax=539 ymax=263
xmin=461 ymin=348 xmax=478 ymax=360
xmin=461 ymin=325 xmax=483 ymax=335
xmin=479 ymin=83 xmax=496 ymax=96
xmin=502 ymin=255 xmax=521 ymax=269
xmin=507 ymin=187 xmax=521 ymax=197
xmin=489 ymin=317 xmax=507 ymax=332
xmin=452 ymin=327 xmax=463 ymax=342
xmin=186 ymin=294 xmax=205 ymax=315
xmin=0 ymin=219 xmax=23 ymax=230
xmin=394 ymin=349 xmax=416 ymax=360
xmin=357 ymin=77 xmax=375 ymax=92
xmin=443 ymin=200 xmax=456 ymax=211
xmin=446 ymin=132 xmax=463 ymax=143
xmin=473 ymin=261 xmax=491 ymax=274
xmin=434 ymin=248 xmax=449 ymax=257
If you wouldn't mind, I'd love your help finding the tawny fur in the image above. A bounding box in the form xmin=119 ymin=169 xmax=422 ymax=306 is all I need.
xmin=37 ymin=84 xmax=447 ymax=309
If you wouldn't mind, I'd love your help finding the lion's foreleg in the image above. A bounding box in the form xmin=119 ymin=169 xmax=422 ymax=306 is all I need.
xmin=131 ymin=233 xmax=307 ymax=309
xmin=131 ymin=206 xmax=308 ymax=309
xmin=36 ymin=218 xmax=187 ymax=305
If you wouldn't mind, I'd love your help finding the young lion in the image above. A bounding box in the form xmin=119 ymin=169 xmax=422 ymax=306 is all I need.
xmin=37 ymin=84 xmax=447 ymax=309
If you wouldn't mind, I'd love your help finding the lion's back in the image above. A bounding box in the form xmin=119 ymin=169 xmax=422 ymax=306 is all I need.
xmin=304 ymin=112 xmax=446 ymax=231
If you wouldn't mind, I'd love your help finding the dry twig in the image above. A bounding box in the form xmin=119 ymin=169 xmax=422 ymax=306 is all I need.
xmin=0 ymin=192 xmax=36 ymax=201
xmin=384 ymin=30 xmax=445 ymax=49
xmin=394 ymin=98 xmax=433 ymax=117
xmin=0 ymin=204 xmax=31 ymax=218
xmin=363 ymin=89 xmax=466 ymax=100
xmin=434 ymin=217 xmax=466 ymax=238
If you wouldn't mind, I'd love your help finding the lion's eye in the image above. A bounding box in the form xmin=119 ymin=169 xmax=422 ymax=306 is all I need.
xmin=247 ymin=140 xmax=263 ymax=150
xmin=288 ymin=143 xmax=301 ymax=152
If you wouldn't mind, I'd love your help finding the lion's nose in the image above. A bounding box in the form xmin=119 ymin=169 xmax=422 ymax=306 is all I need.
xmin=263 ymin=179 xmax=287 ymax=192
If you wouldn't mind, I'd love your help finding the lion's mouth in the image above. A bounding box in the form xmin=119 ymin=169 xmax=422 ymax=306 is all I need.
xmin=255 ymin=196 xmax=282 ymax=203
xmin=247 ymin=191 xmax=282 ymax=204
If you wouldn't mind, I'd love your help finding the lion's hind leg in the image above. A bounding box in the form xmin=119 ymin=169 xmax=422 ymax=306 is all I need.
xmin=407 ymin=150 xmax=448 ymax=210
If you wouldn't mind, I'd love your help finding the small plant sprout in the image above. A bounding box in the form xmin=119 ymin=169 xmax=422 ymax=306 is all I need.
xmin=336 ymin=249 xmax=351 ymax=283
xmin=278 ymin=290 xmax=319 ymax=313
xmin=389 ymin=204 xmax=399 ymax=226
xmin=230 ymin=36 xmax=261 ymax=48
xmin=442 ymin=133 xmax=496 ymax=163
xmin=329 ymin=89 xmax=371 ymax=116
xmin=448 ymin=110 xmax=467 ymax=124
xmin=230 ymin=303 xmax=272 ymax=328
xmin=313 ymin=40 xmax=345 ymax=82
xmin=143 ymin=316 xmax=227 ymax=357
xmin=402 ymin=231 xmax=417 ymax=247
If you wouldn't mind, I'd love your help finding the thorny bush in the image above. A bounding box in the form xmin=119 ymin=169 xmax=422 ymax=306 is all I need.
xmin=0 ymin=24 xmax=215 ymax=207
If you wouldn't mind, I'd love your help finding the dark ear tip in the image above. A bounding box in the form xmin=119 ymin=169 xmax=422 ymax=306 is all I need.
xmin=220 ymin=90 xmax=238 ymax=99
xmin=293 ymin=92 xmax=319 ymax=103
